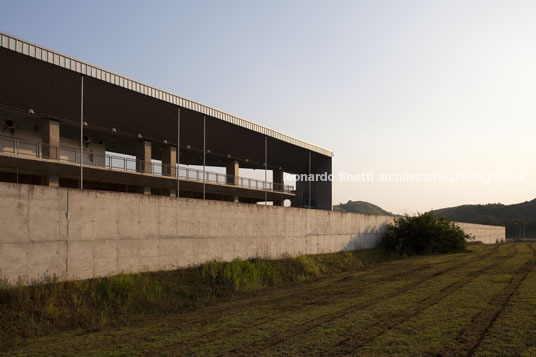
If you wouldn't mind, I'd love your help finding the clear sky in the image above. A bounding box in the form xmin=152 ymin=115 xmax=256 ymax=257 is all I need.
xmin=2 ymin=0 xmax=535 ymax=213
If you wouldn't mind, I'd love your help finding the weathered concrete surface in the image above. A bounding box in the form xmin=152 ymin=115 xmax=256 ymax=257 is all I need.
xmin=0 ymin=182 xmax=505 ymax=284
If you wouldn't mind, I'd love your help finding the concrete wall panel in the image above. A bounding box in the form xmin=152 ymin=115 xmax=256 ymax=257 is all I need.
xmin=28 ymin=186 xmax=65 ymax=242
xmin=158 ymin=238 xmax=179 ymax=270
xmin=117 ymin=196 xmax=140 ymax=240
xmin=117 ymin=239 xmax=140 ymax=273
xmin=138 ymin=196 xmax=160 ymax=239
xmin=293 ymin=236 xmax=308 ymax=256
xmin=139 ymin=238 xmax=159 ymax=272
xmin=191 ymin=238 xmax=209 ymax=265
xmin=176 ymin=239 xmax=194 ymax=267
xmin=0 ymin=243 xmax=29 ymax=281
xmin=306 ymin=235 xmax=318 ymax=255
xmin=0 ymin=183 xmax=29 ymax=243
xmin=27 ymin=241 xmax=67 ymax=281
xmin=92 ymin=240 xmax=118 ymax=277
xmin=176 ymin=200 xmax=195 ymax=237
xmin=68 ymin=191 xmax=95 ymax=241
xmin=158 ymin=201 xmax=177 ymax=239
xmin=92 ymin=193 xmax=118 ymax=241
xmin=275 ymin=236 xmax=286 ymax=257
xmin=67 ymin=240 xmax=94 ymax=280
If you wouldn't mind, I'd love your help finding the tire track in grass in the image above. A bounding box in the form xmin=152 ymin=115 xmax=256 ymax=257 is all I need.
xmin=199 ymin=244 xmax=495 ymax=317
xmin=439 ymin=244 xmax=536 ymax=357
xmin=222 ymin=245 xmax=508 ymax=355
xmin=330 ymin=244 xmax=519 ymax=356
xmin=176 ymin=248 xmax=479 ymax=327
xmin=159 ymin=247 xmax=499 ymax=346
xmin=8 ymin=247 xmax=500 ymax=356
xmin=160 ymin=264 xmax=438 ymax=351
xmin=171 ymin=246 xmax=502 ymax=352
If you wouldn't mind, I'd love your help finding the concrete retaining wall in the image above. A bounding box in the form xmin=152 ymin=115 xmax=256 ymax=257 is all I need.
xmin=0 ymin=182 xmax=505 ymax=284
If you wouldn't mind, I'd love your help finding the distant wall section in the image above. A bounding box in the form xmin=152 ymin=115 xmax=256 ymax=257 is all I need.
xmin=456 ymin=222 xmax=505 ymax=244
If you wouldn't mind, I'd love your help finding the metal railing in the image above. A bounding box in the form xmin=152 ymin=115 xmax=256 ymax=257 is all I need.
xmin=0 ymin=135 xmax=294 ymax=193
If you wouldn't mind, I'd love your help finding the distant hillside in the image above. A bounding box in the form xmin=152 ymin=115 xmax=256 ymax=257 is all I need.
xmin=333 ymin=200 xmax=395 ymax=216
xmin=431 ymin=199 xmax=536 ymax=238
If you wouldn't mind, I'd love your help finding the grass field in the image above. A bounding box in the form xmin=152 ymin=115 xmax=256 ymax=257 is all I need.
xmin=2 ymin=242 xmax=536 ymax=356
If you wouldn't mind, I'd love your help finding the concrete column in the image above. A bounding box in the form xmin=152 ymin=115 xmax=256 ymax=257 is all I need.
xmin=226 ymin=160 xmax=239 ymax=185
xmin=162 ymin=145 xmax=177 ymax=177
xmin=42 ymin=119 xmax=60 ymax=160
xmin=42 ymin=119 xmax=60 ymax=186
xmin=136 ymin=140 xmax=152 ymax=174
xmin=273 ymin=168 xmax=284 ymax=206
xmin=226 ymin=160 xmax=239 ymax=202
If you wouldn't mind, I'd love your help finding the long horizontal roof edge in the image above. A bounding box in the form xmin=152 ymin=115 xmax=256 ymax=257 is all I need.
xmin=0 ymin=31 xmax=333 ymax=157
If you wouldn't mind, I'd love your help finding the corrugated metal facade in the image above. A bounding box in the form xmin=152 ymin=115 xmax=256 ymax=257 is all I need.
xmin=0 ymin=31 xmax=333 ymax=157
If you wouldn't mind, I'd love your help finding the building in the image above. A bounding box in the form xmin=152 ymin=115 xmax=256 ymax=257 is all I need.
xmin=0 ymin=32 xmax=333 ymax=210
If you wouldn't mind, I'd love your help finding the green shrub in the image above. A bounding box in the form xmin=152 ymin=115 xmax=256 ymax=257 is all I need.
xmin=380 ymin=212 xmax=471 ymax=255
xmin=199 ymin=258 xmax=283 ymax=294
xmin=91 ymin=274 xmax=136 ymax=311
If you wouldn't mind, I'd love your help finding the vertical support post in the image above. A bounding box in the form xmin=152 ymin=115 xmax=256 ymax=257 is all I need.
xmin=161 ymin=145 xmax=177 ymax=176
xmin=135 ymin=139 xmax=152 ymax=195
xmin=162 ymin=143 xmax=177 ymax=197
xmin=203 ymin=115 xmax=206 ymax=200
xmin=308 ymin=151 xmax=311 ymax=208
xmin=226 ymin=160 xmax=239 ymax=185
xmin=42 ymin=119 xmax=60 ymax=160
xmin=264 ymin=136 xmax=267 ymax=205
xmin=42 ymin=119 xmax=60 ymax=186
xmin=226 ymin=160 xmax=239 ymax=203
xmin=177 ymin=107 xmax=180 ymax=197
xmin=80 ymin=75 xmax=84 ymax=190
xmin=136 ymin=140 xmax=152 ymax=173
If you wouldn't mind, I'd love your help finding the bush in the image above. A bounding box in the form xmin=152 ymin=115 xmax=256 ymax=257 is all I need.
xmin=380 ymin=212 xmax=471 ymax=255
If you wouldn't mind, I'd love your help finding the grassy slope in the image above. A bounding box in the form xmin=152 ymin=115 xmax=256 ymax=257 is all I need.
xmin=2 ymin=243 xmax=536 ymax=356
xmin=333 ymin=200 xmax=395 ymax=216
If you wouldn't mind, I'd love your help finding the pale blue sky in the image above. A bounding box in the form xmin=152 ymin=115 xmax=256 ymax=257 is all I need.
xmin=2 ymin=0 xmax=535 ymax=213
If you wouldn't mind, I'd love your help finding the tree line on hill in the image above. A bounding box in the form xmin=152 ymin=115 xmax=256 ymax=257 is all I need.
xmin=431 ymin=199 xmax=536 ymax=239
xmin=334 ymin=199 xmax=536 ymax=239
xmin=333 ymin=200 xmax=396 ymax=216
